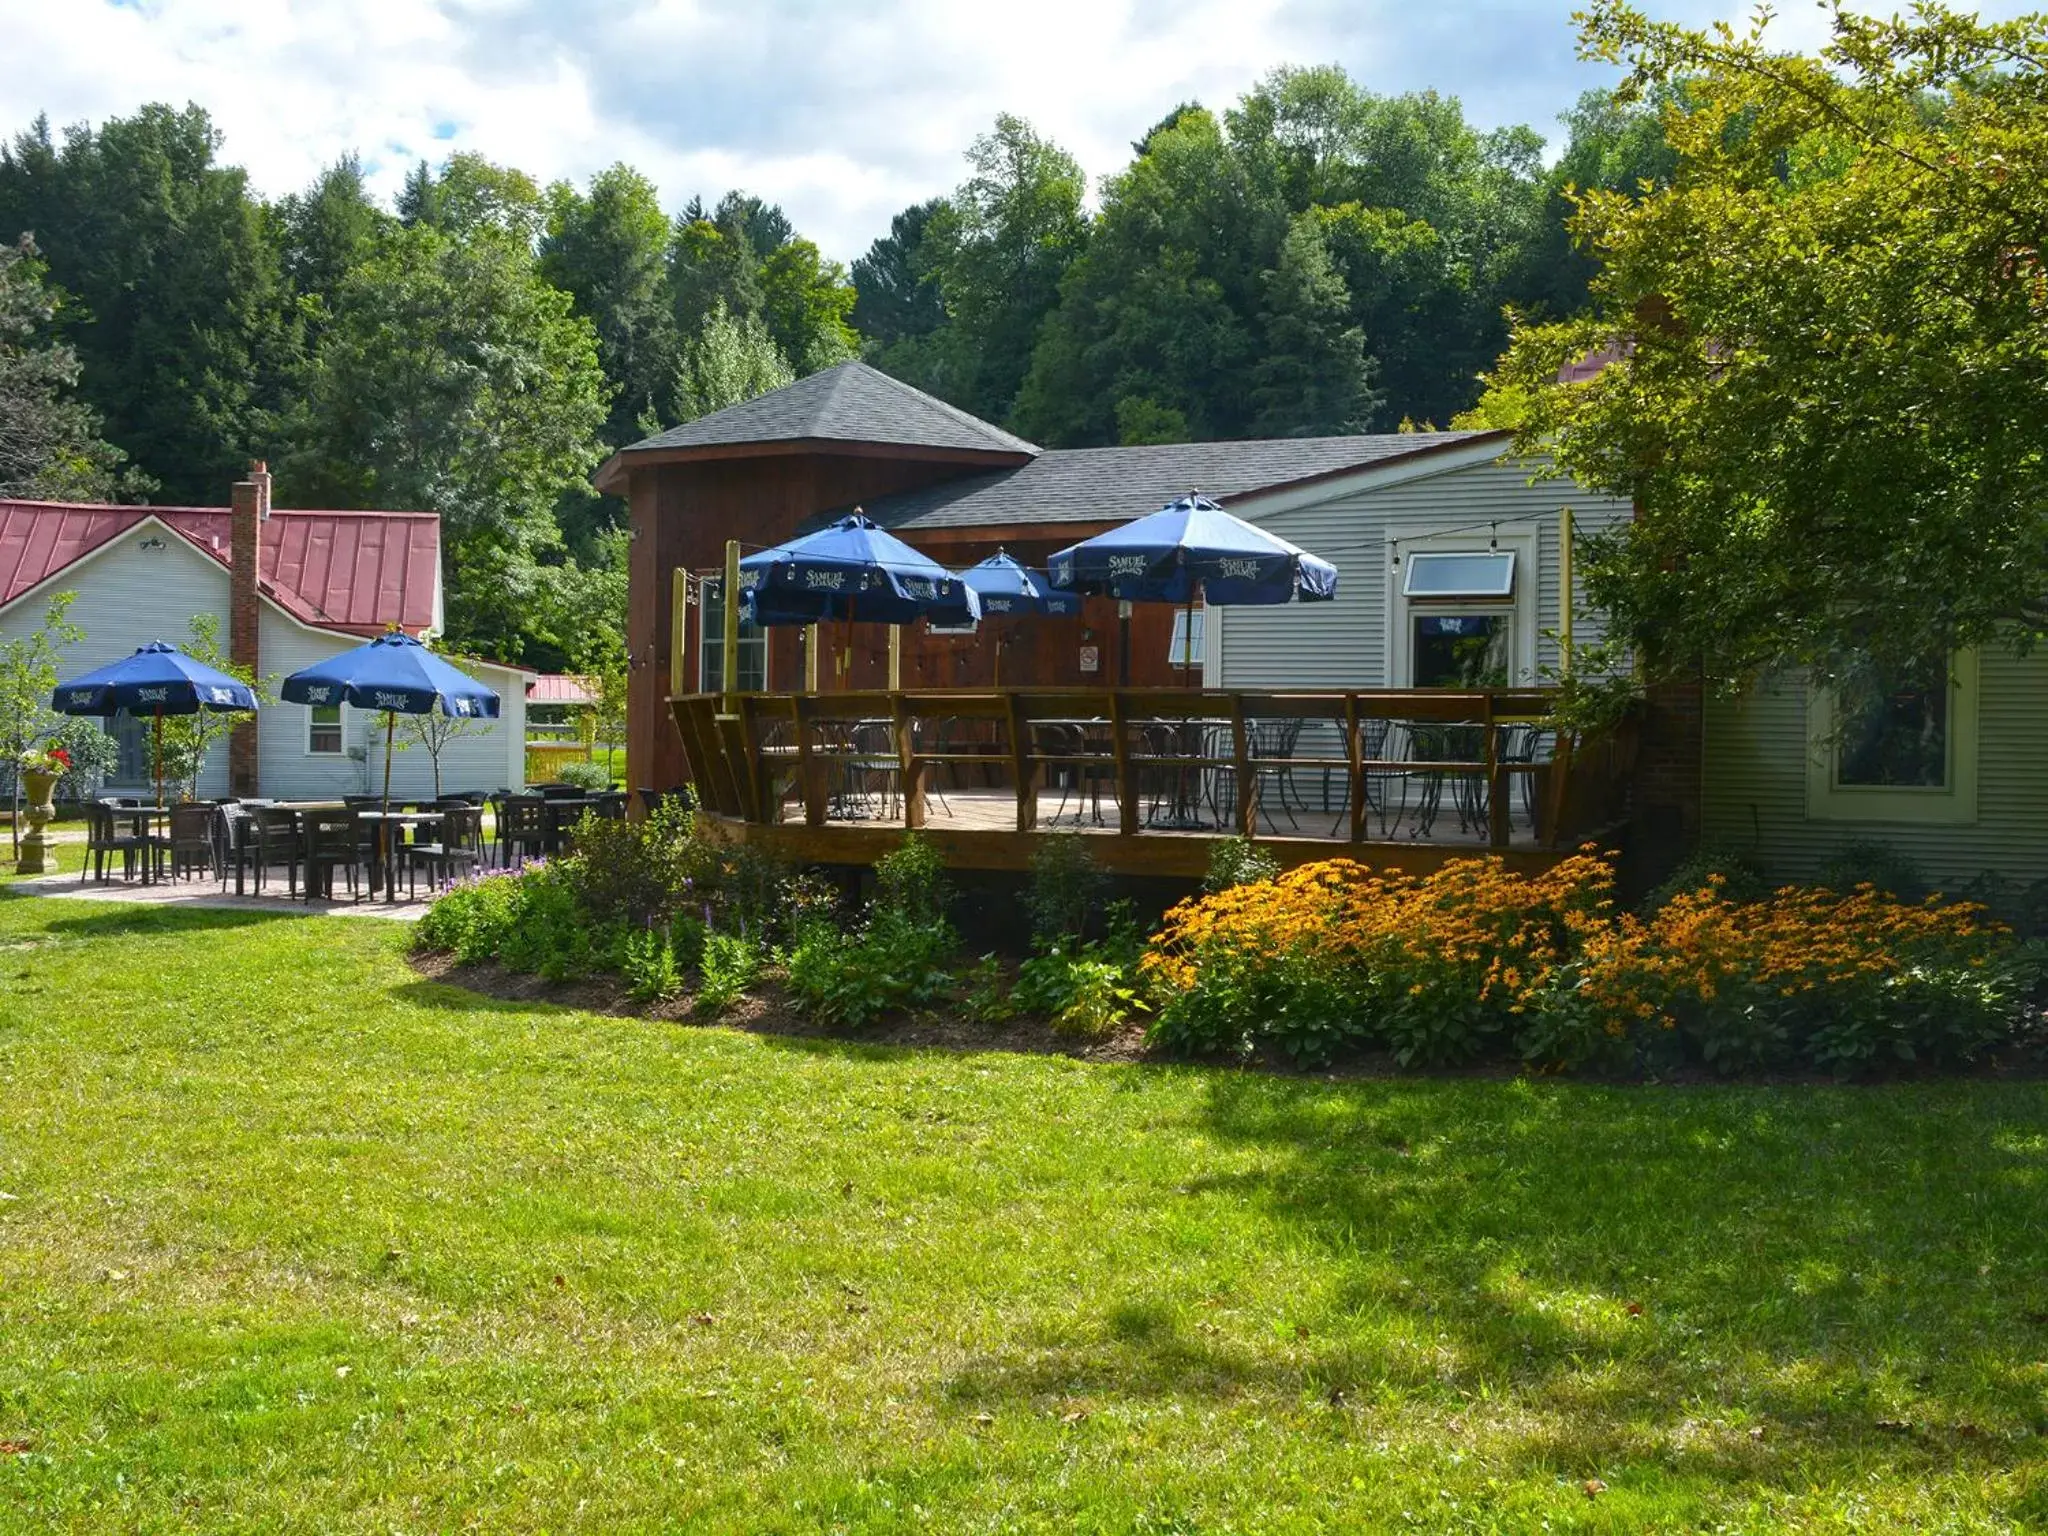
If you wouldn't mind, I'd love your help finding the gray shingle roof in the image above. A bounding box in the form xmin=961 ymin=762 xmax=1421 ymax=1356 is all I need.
xmin=616 ymin=360 xmax=1040 ymax=459
xmin=830 ymin=432 xmax=1497 ymax=533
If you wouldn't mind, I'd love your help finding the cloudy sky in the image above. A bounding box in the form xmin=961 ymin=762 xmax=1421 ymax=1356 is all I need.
xmin=0 ymin=0 xmax=2019 ymax=261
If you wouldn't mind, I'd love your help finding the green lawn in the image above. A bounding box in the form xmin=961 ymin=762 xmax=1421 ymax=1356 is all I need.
xmin=1 ymin=891 xmax=2046 ymax=1532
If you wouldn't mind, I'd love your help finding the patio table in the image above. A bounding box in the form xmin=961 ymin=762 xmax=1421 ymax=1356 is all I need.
xmin=109 ymin=805 xmax=171 ymax=885
xmin=540 ymin=796 xmax=598 ymax=853
xmin=356 ymin=810 xmax=446 ymax=902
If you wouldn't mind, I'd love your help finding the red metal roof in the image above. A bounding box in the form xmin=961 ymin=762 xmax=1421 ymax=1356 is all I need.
xmin=0 ymin=500 xmax=439 ymax=638
xmin=527 ymin=673 xmax=598 ymax=706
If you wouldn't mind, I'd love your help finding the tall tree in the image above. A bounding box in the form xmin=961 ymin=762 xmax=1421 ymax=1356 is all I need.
xmin=672 ymin=298 xmax=795 ymax=424
xmin=1014 ymin=105 xmax=1272 ymax=445
xmin=0 ymin=105 xmax=292 ymax=500
xmin=926 ymin=114 xmax=1089 ymax=428
xmin=285 ymin=218 xmax=609 ymax=661
xmin=0 ymin=234 xmax=146 ymax=500
xmin=539 ymin=164 xmax=679 ymax=451
xmin=1250 ymin=210 xmax=1381 ymax=436
xmin=1492 ymin=0 xmax=2048 ymax=690
xmin=274 ymin=155 xmax=388 ymax=346
xmin=851 ymin=199 xmax=946 ymax=349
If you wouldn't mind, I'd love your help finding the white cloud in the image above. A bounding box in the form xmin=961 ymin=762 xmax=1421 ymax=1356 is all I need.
xmin=0 ymin=0 xmax=2035 ymax=262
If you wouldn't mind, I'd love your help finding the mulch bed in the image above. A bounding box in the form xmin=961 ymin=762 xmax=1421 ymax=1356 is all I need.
xmin=408 ymin=951 xmax=1152 ymax=1063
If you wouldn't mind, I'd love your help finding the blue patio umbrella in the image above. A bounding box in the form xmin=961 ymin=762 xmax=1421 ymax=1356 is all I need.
xmin=1046 ymin=494 xmax=1338 ymax=607
xmin=739 ymin=515 xmax=981 ymax=628
xmin=960 ymin=551 xmax=1082 ymax=618
xmin=959 ymin=551 xmax=1080 ymax=686
xmin=279 ymin=632 xmax=500 ymax=809
xmin=51 ymin=641 xmax=259 ymax=805
xmin=1049 ymin=493 xmax=1337 ymax=688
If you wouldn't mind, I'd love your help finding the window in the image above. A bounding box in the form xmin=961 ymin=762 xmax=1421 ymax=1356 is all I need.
xmin=1411 ymin=614 xmax=1510 ymax=689
xmin=308 ymin=703 xmax=344 ymax=755
xmin=112 ymin=713 xmax=150 ymax=784
xmin=698 ymin=576 xmax=767 ymax=692
xmin=1169 ymin=606 xmax=1204 ymax=669
xmin=1806 ymin=651 xmax=1978 ymax=824
xmin=927 ymin=617 xmax=979 ymax=636
xmin=1402 ymin=550 xmax=1516 ymax=599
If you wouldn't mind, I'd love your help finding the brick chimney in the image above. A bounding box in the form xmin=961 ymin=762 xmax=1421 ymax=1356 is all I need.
xmin=227 ymin=460 xmax=269 ymax=796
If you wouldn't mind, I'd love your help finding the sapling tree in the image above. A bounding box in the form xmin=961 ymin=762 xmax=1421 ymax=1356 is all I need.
xmin=0 ymin=591 xmax=83 ymax=853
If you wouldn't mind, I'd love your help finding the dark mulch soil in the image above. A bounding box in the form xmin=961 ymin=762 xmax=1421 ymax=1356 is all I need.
xmin=408 ymin=951 xmax=1152 ymax=1063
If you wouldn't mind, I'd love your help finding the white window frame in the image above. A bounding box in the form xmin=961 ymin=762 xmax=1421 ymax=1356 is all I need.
xmin=306 ymin=701 xmax=347 ymax=756
xmin=1387 ymin=529 xmax=1539 ymax=688
xmin=1402 ymin=550 xmax=1517 ymax=600
xmin=1805 ymin=649 xmax=1979 ymax=825
xmin=698 ymin=575 xmax=767 ymax=692
xmin=1169 ymin=607 xmax=1204 ymax=669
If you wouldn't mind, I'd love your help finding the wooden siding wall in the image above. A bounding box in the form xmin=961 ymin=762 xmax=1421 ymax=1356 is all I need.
xmin=624 ymin=455 xmax=1191 ymax=793
xmin=1213 ymin=456 xmax=1635 ymax=692
xmin=1702 ymin=651 xmax=2048 ymax=886
xmin=626 ymin=452 xmax=998 ymax=794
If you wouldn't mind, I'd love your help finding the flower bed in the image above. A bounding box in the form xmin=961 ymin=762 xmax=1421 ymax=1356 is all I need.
xmin=1143 ymin=853 xmax=2037 ymax=1074
xmin=412 ymin=820 xmax=2039 ymax=1078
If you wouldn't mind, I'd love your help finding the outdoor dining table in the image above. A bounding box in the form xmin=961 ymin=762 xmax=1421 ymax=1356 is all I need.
xmin=356 ymin=809 xmax=446 ymax=902
xmin=540 ymin=796 xmax=598 ymax=852
xmin=106 ymin=804 xmax=170 ymax=885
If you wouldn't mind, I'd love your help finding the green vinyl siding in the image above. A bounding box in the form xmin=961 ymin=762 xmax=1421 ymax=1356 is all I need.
xmin=1701 ymin=647 xmax=2048 ymax=886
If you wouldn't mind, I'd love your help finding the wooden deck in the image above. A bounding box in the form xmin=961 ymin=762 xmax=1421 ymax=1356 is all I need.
xmin=673 ymin=687 xmax=1636 ymax=878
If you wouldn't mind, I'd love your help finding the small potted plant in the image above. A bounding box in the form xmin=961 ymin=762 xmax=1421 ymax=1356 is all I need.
xmin=15 ymin=744 xmax=71 ymax=875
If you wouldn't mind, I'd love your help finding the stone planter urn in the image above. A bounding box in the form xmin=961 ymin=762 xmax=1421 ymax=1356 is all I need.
xmin=17 ymin=769 xmax=58 ymax=875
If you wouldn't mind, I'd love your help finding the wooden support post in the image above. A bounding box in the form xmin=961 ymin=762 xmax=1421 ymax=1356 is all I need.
xmin=1230 ymin=695 xmax=1255 ymax=838
xmin=1004 ymin=691 xmax=1035 ymax=832
xmin=737 ymin=694 xmax=773 ymax=823
xmin=1107 ymin=691 xmax=1137 ymax=836
xmin=1485 ymin=694 xmax=1510 ymax=848
xmin=888 ymin=625 xmax=903 ymax=690
xmin=1559 ymin=507 xmax=1575 ymax=676
xmin=1344 ymin=692 xmax=1366 ymax=844
xmin=722 ymin=539 xmax=742 ymax=699
xmin=893 ymin=693 xmax=925 ymax=830
xmin=792 ymin=695 xmax=826 ymax=827
xmin=669 ymin=568 xmax=689 ymax=699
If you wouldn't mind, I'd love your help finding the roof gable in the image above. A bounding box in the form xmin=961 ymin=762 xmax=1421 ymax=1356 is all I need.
xmin=0 ymin=499 xmax=439 ymax=638
xmin=611 ymin=360 xmax=1041 ymax=462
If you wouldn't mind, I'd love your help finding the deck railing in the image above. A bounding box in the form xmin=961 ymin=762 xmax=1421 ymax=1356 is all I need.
xmin=668 ymin=687 xmax=1635 ymax=850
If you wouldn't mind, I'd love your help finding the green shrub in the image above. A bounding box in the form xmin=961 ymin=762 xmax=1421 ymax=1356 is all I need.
xmin=1816 ymin=839 xmax=1929 ymax=902
xmin=1013 ymin=924 xmax=1153 ymax=1042
xmin=555 ymin=759 xmax=612 ymax=792
xmin=695 ymin=931 xmax=764 ymax=1016
xmin=874 ymin=835 xmax=949 ymax=926
xmin=1026 ymin=834 xmax=1107 ymax=946
xmin=413 ymin=867 xmax=527 ymax=964
xmin=1645 ymin=845 xmax=1771 ymax=911
xmin=558 ymin=797 xmax=697 ymax=928
xmin=958 ymin=954 xmax=1019 ymax=1024
xmin=621 ymin=927 xmax=682 ymax=1003
xmin=1203 ymin=836 xmax=1281 ymax=894
xmin=1048 ymin=954 xmax=1149 ymax=1040
xmin=784 ymin=909 xmax=956 ymax=1030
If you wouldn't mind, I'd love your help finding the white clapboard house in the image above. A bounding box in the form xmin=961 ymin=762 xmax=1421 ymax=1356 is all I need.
xmin=0 ymin=468 xmax=528 ymax=800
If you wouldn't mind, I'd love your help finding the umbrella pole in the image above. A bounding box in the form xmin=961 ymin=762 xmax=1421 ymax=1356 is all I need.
xmin=153 ymin=706 xmax=163 ymax=807
xmin=382 ymin=711 xmax=395 ymax=813
xmin=1185 ymin=589 xmax=1196 ymax=689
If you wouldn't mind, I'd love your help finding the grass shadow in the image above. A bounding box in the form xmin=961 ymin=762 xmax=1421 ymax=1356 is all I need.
xmin=32 ymin=902 xmax=306 ymax=937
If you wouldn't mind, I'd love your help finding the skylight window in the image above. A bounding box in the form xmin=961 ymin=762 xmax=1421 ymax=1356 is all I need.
xmin=1402 ymin=551 xmax=1516 ymax=599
